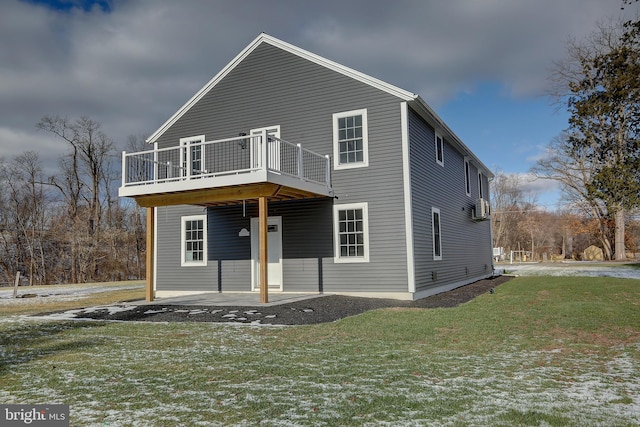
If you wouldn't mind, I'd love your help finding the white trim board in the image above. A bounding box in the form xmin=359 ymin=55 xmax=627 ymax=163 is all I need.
xmin=400 ymin=102 xmax=415 ymax=293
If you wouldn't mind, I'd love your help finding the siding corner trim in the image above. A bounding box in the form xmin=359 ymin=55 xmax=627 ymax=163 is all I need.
xmin=401 ymin=102 xmax=415 ymax=293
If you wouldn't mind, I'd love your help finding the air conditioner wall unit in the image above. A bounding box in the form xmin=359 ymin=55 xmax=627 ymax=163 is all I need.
xmin=473 ymin=198 xmax=490 ymax=221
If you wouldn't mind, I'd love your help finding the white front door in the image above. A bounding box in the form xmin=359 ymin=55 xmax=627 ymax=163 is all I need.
xmin=251 ymin=216 xmax=283 ymax=291
xmin=250 ymin=125 xmax=280 ymax=171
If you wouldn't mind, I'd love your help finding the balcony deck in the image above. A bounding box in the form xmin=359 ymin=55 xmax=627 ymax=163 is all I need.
xmin=119 ymin=132 xmax=333 ymax=207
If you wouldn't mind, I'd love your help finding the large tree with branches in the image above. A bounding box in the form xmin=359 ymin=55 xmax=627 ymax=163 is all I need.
xmin=536 ymin=18 xmax=640 ymax=260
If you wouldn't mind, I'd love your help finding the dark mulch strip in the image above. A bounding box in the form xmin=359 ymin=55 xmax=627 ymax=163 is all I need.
xmin=48 ymin=276 xmax=511 ymax=325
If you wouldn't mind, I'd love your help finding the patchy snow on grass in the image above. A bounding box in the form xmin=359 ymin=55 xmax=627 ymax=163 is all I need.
xmin=1 ymin=310 xmax=638 ymax=425
xmin=5 ymin=344 xmax=640 ymax=424
xmin=0 ymin=282 xmax=144 ymax=304
xmin=505 ymin=263 xmax=640 ymax=279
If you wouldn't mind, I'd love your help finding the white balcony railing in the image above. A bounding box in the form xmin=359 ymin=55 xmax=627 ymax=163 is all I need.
xmin=120 ymin=131 xmax=332 ymax=194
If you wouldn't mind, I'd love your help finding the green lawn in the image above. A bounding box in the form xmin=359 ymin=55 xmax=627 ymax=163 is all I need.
xmin=1 ymin=277 xmax=639 ymax=426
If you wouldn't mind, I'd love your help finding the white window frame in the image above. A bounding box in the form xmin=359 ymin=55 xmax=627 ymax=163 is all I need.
xmin=435 ymin=131 xmax=444 ymax=167
xmin=478 ymin=172 xmax=484 ymax=199
xmin=432 ymin=207 xmax=442 ymax=261
xmin=333 ymin=109 xmax=369 ymax=170
xmin=250 ymin=125 xmax=280 ymax=170
xmin=333 ymin=202 xmax=370 ymax=263
xmin=181 ymin=214 xmax=207 ymax=267
xmin=179 ymin=135 xmax=206 ymax=178
xmin=464 ymin=157 xmax=471 ymax=197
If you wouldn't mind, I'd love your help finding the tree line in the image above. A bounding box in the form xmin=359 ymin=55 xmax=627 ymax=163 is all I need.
xmin=0 ymin=116 xmax=147 ymax=286
xmin=501 ymin=12 xmax=640 ymax=262
xmin=491 ymin=172 xmax=640 ymax=261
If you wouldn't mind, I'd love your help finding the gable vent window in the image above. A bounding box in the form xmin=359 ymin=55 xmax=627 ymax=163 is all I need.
xmin=333 ymin=109 xmax=369 ymax=170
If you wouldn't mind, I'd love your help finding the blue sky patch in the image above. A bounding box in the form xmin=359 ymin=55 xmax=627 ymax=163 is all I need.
xmin=23 ymin=0 xmax=111 ymax=13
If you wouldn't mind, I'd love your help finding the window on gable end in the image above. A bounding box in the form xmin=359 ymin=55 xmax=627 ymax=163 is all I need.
xmin=435 ymin=132 xmax=444 ymax=166
xmin=333 ymin=109 xmax=369 ymax=170
xmin=478 ymin=172 xmax=484 ymax=199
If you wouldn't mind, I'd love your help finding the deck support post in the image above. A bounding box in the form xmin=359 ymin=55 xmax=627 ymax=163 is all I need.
xmin=259 ymin=196 xmax=269 ymax=303
xmin=146 ymin=207 xmax=155 ymax=302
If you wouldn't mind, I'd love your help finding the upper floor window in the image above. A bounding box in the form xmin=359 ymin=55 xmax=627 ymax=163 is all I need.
xmin=432 ymin=207 xmax=442 ymax=261
xmin=333 ymin=202 xmax=370 ymax=263
xmin=478 ymin=172 xmax=484 ymax=199
xmin=435 ymin=132 xmax=444 ymax=166
xmin=333 ymin=109 xmax=369 ymax=170
xmin=464 ymin=158 xmax=471 ymax=197
xmin=181 ymin=215 xmax=207 ymax=267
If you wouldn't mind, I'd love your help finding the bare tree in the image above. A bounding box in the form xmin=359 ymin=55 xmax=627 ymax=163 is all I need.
xmin=490 ymin=172 xmax=555 ymax=259
xmin=491 ymin=172 xmax=524 ymax=251
xmin=37 ymin=116 xmax=115 ymax=282
xmin=532 ymin=134 xmax=615 ymax=259
xmin=0 ymin=152 xmax=50 ymax=285
xmin=0 ymin=141 xmax=146 ymax=286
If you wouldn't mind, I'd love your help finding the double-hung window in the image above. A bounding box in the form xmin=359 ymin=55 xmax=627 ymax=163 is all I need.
xmin=181 ymin=215 xmax=207 ymax=266
xmin=333 ymin=109 xmax=368 ymax=169
xmin=435 ymin=132 xmax=444 ymax=166
xmin=334 ymin=202 xmax=370 ymax=263
xmin=432 ymin=207 xmax=442 ymax=261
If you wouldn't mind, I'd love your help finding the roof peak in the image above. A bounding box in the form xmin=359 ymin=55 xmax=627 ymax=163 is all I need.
xmin=146 ymin=33 xmax=416 ymax=143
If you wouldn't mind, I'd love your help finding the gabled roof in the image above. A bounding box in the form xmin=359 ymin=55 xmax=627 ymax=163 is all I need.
xmin=147 ymin=33 xmax=492 ymax=177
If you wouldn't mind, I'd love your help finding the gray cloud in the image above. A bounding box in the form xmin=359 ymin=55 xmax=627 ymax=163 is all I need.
xmin=0 ymin=0 xmax=636 ymax=168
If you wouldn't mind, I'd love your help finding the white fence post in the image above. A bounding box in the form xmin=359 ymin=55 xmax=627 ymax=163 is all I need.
xmin=13 ymin=271 xmax=20 ymax=299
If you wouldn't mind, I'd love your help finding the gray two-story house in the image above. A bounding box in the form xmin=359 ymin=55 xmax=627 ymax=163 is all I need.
xmin=119 ymin=33 xmax=494 ymax=303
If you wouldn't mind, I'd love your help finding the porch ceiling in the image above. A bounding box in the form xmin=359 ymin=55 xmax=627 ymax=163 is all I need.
xmin=134 ymin=182 xmax=328 ymax=208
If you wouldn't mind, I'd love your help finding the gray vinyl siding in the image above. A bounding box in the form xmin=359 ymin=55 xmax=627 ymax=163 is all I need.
xmin=283 ymin=259 xmax=319 ymax=292
xmin=154 ymin=42 xmax=409 ymax=294
xmin=409 ymin=108 xmax=493 ymax=293
xmin=208 ymin=205 xmax=251 ymax=291
xmin=155 ymin=205 xmax=217 ymax=292
xmin=220 ymin=260 xmax=251 ymax=291
xmin=206 ymin=199 xmax=332 ymax=292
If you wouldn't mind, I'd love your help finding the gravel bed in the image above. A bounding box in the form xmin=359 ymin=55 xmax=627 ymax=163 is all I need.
xmin=41 ymin=276 xmax=511 ymax=325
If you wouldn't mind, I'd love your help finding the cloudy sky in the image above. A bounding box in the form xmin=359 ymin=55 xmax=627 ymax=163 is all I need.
xmin=2 ymin=0 xmax=638 ymax=207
